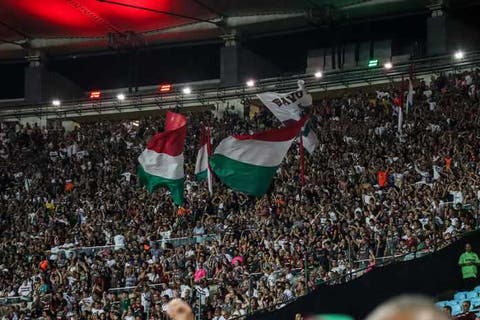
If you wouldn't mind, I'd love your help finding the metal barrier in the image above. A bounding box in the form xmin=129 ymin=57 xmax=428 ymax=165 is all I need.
xmin=154 ymin=234 xmax=221 ymax=248
xmin=46 ymin=233 xmax=222 ymax=258
xmin=0 ymin=296 xmax=30 ymax=306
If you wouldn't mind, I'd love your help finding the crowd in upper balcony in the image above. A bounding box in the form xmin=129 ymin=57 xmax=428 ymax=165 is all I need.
xmin=1 ymin=69 xmax=480 ymax=320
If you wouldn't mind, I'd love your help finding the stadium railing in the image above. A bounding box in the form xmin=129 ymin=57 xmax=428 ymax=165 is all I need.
xmin=1 ymin=51 xmax=480 ymax=120
xmin=45 ymin=233 xmax=221 ymax=258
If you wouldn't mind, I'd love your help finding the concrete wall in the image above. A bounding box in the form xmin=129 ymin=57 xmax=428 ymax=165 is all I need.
xmin=19 ymin=116 xmax=47 ymax=128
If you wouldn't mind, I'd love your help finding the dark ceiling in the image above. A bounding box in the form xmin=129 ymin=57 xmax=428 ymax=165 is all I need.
xmin=0 ymin=0 xmax=435 ymax=59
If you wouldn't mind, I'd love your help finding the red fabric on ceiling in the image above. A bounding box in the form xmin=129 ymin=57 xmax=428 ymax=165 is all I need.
xmin=0 ymin=0 xmax=214 ymax=39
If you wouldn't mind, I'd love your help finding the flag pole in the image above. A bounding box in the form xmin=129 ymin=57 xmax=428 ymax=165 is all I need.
xmin=398 ymin=74 xmax=405 ymax=135
xmin=299 ymin=133 xmax=306 ymax=186
xmin=206 ymin=126 xmax=213 ymax=196
xmin=407 ymin=64 xmax=414 ymax=116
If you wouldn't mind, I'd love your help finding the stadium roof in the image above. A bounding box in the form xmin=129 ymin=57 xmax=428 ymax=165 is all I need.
xmin=0 ymin=0 xmax=456 ymax=59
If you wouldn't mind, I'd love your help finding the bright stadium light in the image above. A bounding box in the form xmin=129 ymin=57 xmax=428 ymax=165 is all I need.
xmin=314 ymin=71 xmax=323 ymax=79
xmin=116 ymin=93 xmax=126 ymax=101
xmin=52 ymin=99 xmax=61 ymax=106
xmin=384 ymin=62 xmax=393 ymax=70
xmin=454 ymin=50 xmax=464 ymax=60
xmin=246 ymin=79 xmax=255 ymax=87
xmin=182 ymin=87 xmax=192 ymax=95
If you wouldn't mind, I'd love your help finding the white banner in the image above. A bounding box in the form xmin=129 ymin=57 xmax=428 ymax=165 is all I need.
xmin=257 ymin=86 xmax=312 ymax=122
xmin=258 ymin=80 xmax=318 ymax=154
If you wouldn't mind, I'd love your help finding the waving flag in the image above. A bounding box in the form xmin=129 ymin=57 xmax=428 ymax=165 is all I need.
xmin=137 ymin=112 xmax=186 ymax=205
xmin=256 ymin=80 xmax=311 ymax=122
xmin=302 ymin=120 xmax=319 ymax=154
xmin=194 ymin=126 xmax=213 ymax=194
xmin=257 ymin=80 xmax=318 ymax=154
xmin=209 ymin=118 xmax=306 ymax=196
xmin=406 ymin=77 xmax=414 ymax=113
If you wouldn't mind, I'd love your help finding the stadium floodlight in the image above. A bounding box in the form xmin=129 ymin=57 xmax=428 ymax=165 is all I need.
xmin=246 ymin=79 xmax=255 ymax=87
xmin=384 ymin=62 xmax=393 ymax=70
xmin=314 ymin=71 xmax=323 ymax=79
xmin=52 ymin=99 xmax=61 ymax=106
xmin=116 ymin=93 xmax=126 ymax=101
xmin=182 ymin=87 xmax=192 ymax=95
xmin=368 ymin=59 xmax=379 ymax=68
xmin=454 ymin=50 xmax=464 ymax=60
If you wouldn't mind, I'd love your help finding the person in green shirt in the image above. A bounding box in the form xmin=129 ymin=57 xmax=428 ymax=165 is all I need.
xmin=459 ymin=243 xmax=480 ymax=290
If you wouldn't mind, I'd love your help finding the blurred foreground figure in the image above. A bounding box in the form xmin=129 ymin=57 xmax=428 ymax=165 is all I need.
xmin=365 ymin=295 xmax=451 ymax=320
xmin=165 ymin=298 xmax=194 ymax=320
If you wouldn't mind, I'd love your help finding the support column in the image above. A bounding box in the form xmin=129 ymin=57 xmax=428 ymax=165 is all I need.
xmin=220 ymin=31 xmax=241 ymax=87
xmin=220 ymin=30 xmax=281 ymax=87
xmin=24 ymin=50 xmax=82 ymax=103
xmin=24 ymin=51 xmax=46 ymax=103
xmin=426 ymin=0 xmax=449 ymax=56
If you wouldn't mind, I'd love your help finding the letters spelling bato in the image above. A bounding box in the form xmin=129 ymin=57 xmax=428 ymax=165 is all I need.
xmin=272 ymin=91 xmax=304 ymax=107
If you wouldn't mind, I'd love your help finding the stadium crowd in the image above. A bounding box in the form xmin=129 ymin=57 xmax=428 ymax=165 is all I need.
xmin=1 ymin=69 xmax=480 ymax=320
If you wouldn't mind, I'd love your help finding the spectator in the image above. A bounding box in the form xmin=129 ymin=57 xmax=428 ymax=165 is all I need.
xmin=459 ymin=244 xmax=480 ymax=290
xmin=454 ymin=301 xmax=479 ymax=320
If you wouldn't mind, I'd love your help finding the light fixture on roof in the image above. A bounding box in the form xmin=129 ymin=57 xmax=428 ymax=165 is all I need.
xmin=116 ymin=93 xmax=126 ymax=101
xmin=368 ymin=59 xmax=379 ymax=68
xmin=314 ymin=71 xmax=323 ymax=79
xmin=384 ymin=62 xmax=393 ymax=70
xmin=159 ymin=84 xmax=172 ymax=93
xmin=52 ymin=99 xmax=61 ymax=107
xmin=246 ymin=79 xmax=255 ymax=87
xmin=89 ymin=90 xmax=101 ymax=99
xmin=454 ymin=50 xmax=465 ymax=60
xmin=182 ymin=87 xmax=192 ymax=95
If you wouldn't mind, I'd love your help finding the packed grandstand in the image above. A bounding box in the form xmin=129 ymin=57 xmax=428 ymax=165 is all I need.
xmin=0 ymin=65 xmax=479 ymax=320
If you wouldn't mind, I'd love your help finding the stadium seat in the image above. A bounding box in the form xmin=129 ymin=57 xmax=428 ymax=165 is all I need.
xmin=474 ymin=285 xmax=480 ymax=293
xmin=454 ymin=292 xmax=469 ymax=301
xmin=451 ymin=303 xmax=462 ymax=316
xmin=467 ymin=291 xmax=479 ymax=300
xmin=471 ymin=298 xmax=480 ymax=309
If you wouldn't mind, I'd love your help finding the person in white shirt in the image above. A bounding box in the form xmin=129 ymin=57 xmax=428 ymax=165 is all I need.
xmin=161 ymin=283 xmax=174 ymax=299
xmin=193 ymin=221 xmax=205 ymax=236
xmin=17 ymin=280 xmax=32 ymax=297
xmin=91 ymin=302 xmax=104 ymax=316
xmin=113 ymin=234 xmax=125 ymax=250
xmin=195 ymin=282 xmax=210 ymax=305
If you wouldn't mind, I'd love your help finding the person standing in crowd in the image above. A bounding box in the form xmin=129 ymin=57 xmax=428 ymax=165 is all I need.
xmin=459 ymin=244 xmax=480 ymax=290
